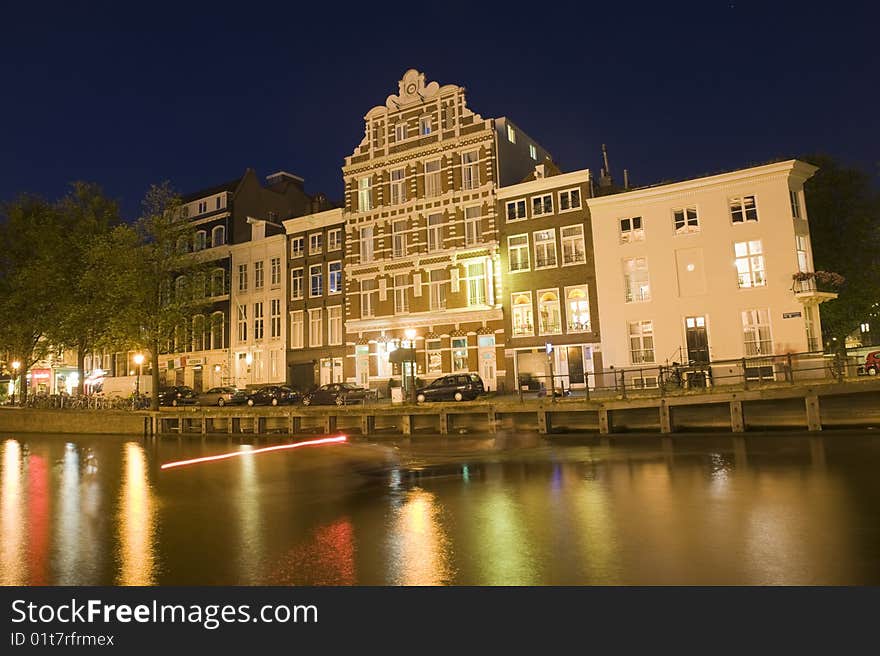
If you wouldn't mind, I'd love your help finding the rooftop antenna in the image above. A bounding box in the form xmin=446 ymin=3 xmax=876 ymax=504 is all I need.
xmin=624 ymin=169 xmax=630 ymax=189
xmin=599 ymin=144 xmax=614 ymax=189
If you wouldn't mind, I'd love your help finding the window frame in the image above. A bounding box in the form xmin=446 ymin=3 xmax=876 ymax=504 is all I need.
xmin=290 ymin=268 xmax=304 ymax=300
xmin=309 ymin=264 xmax=323 ymax=298
xmin=507 ymin=234 xmax=530 ymax=273
xmin=557 ymin=188 xmax=582 ymax=213
xmin=531 ymin=194 xmax=553 ymax=217
xmin=511 ymin=291 xmax=534 ymax=337
xmin=730 ymin=195 xmax=759 ymax=224
xmin=533 ymin=229 xmax=558 ymax=269
xmin=619 ymin=216 xmax=645 ymax=243
xmin=506 ymin=199 xmax=527 ymax=222
xmin=290 ymin=236 xmax=304 ymax=258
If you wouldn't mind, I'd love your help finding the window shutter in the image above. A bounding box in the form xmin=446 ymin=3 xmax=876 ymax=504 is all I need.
xmin=413 ymin=273 xmax=422 ymax=297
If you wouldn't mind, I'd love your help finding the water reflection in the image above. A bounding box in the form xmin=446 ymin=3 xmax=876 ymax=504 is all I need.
xmin=237 ymin=445 xmax=262 ymax=582
xmin=55 ymin=443 xmax=80 ymax=584
xmin=116 ymin=442 xmax=157 ymax=585
xmin=26 ymin=453 xmax=49 ymax=585
xmin=0 ymin=439 xmax=24 ymax=585
xmin=387 ymin=488 xmax=453 ymax=585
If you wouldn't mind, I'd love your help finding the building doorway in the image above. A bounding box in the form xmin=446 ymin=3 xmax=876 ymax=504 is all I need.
xmin=192 ymin=367 xmax=203 ymax=393
xmin=478 ymin=335 xmax=496 ymax=391
xmin=685 ymin=316 xmax=709 ymax=364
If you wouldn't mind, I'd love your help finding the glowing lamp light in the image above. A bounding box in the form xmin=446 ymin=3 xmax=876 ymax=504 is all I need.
xmin=160 ymin=435 xmax=348 ymax=470
xmin=133 ymin=353 xmax=145 ymax=366
xmin=245 ymin=353 xmax=253 ymax=365
xmin=11 ymin=361 xmax=20 ymax=371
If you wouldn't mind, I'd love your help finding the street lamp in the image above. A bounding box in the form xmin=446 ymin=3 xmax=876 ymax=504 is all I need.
xmin=404 ymin=329 xmax=417 ymax=403
xmin=11 ymin=360 xmax=20 ymax=405
xmin=133 ymin=353 xmax=144 ymax=401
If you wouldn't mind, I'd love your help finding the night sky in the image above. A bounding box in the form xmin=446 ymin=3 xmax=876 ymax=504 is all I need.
xmin=1 ymin=2 xmax=877 ymax=219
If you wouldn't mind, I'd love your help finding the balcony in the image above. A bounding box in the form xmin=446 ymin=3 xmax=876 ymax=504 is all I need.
xmin=792 ymin=271 xmax=842 ymax=305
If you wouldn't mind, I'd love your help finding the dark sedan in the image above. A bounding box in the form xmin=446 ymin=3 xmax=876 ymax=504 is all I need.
xmin=416 ymin=374 xmax=485 ymax=403
xmin=245 ymin=385 xmax=300 ymax=406
xmin=158 ymin=385 xmax=199 ymax=407
xmin=302 ymin=383 xmax=371 ymax=406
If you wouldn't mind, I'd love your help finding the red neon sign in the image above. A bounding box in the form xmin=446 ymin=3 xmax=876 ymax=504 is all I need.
xmin=160 ymin=435 xmax=348 ymax=470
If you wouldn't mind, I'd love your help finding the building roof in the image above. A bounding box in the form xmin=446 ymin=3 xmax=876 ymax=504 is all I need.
xmin=180 ymin=175 xmax=244 ymax=203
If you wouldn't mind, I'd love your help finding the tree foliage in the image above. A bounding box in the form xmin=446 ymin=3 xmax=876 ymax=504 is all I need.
xmin=801 ymin=154 xmax=880 ymax=349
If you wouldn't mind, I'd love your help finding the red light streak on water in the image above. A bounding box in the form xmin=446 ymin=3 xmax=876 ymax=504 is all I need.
xmin=160 ymin=435 xmax=348 ymax=470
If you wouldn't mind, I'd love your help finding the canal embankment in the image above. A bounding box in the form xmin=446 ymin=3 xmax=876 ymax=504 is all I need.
xmin=4 ymin=378 xmax=880 ymax=438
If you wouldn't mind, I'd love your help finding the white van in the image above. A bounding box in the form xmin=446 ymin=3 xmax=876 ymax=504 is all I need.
xmin=95 ymin=375 xmax=151 ymax=398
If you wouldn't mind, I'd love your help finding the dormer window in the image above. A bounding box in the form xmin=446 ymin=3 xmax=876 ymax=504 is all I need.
xmin=198 ymin=201 xmax=207 ymax=214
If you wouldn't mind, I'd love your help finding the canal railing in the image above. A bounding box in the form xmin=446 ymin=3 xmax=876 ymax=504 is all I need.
xmin=145 ymin=376 xmax=880 ymax=438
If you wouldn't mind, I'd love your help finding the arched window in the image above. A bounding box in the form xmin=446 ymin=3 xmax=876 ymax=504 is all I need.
xmin=210 ymin=312 xmax=225 ymax=350
xmin=174 ymin=275 xmax=188 ymax=302
xmin=211 ymin=268 xmax=225 ymax=296
xmin=174 ymin=321 xmax=189 ymax=353
xmin=538 ymin=290 xmax=561 ymax=335
xmin=566 ymin=286 xmax=591 ymax=333
xmin=192 ymin=315 xmax=206 ymax=352
xmin=511 ymin=292 xmax=533 ymax=337
xmin=211 ymin=225 xmax=226 ymax=247
xmin=194 ymin=230 xmax=207 ymax=251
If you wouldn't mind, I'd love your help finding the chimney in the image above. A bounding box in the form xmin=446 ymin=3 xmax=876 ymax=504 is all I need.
xmin=623 ymin=169 xmax=630 ymax=189
xmin=599 ymin=144 xmax=613 ymax=189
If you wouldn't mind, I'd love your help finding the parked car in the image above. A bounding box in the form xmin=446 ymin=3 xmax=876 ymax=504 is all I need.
xmin=199 ymin=386 xmax=247 ymax=407
xmin=245 ymin=385 xmax=300 ymax=406
xmin=302 ymin=383 xmax=370 ymax=406
xmin=416 ymin=374 xmax=485 ymax=403
xmin=865 ymin=351 xmax=880 ymax=376
xmin=157 ymin=386 xmax=198 ymax=407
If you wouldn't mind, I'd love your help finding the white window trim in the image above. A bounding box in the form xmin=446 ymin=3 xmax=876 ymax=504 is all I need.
xmin=309 ymin=264 xmax=323 ymax=298
xmin=290 ymin=236 xmax=304 ymax=258
xmin=531 ymin=194 xmax=553 ymax=217
xmin=507 ymin=234 xmax=530 ymax=273
xmin=511 ymin=291 xmax=534 ymax=338
xmin=327 ymin=228 xmax=342 ymax=251
xmin=536 ymin=288 xmax=563 ymax=336
xmin=729 ymin=194 xmax=759 ymax=224
xmin=672 ymin=206 xmax=701 ymax=235
xmin=532 ymin=229 xmax=558 ymax=270
xmin=309 ymin=233 xmax=323 ymax=255
xmin=290 ymin=268 xmax=304 ymax=300
xmin=328 ymin=261 xmax=342 ymax=295
xmin=557 ymin=188 xmax=582 ymax=213
xmin=506 ymin=199 xmax=527 ymax=222
xmin=560 ymin=224 xmax=586 ymax=267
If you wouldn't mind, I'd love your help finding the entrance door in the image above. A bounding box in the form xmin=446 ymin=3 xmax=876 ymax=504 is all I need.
xmin=566 ymin=346 xmax=585 ymax=387
xmin=478 ymin=335 xmax=496 ymax=391
xmin=331 ymin=357 xmax=343 ymax=383
xmin=685 ymin=316 xmax=709 ymax=364
xmin=192 ymin=367 xmax=203 ymax=393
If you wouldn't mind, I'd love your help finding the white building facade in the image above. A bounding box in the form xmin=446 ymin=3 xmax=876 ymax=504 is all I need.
xmin=588 ymin=160 xmax=826 ymax=386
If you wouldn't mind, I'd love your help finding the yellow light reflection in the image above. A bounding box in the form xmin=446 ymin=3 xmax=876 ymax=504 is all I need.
xmin=388 ymin=489 xmax=452 ymax=585
xmin=116 ymin=442 xmax=157 ymax=585
xmin=0 ymin=439 xmax=24 ymax=585
xmin=237 ymin=445 xmax=262 ymax=582
xmin=55 ymin=443 xmax=79 ymax=584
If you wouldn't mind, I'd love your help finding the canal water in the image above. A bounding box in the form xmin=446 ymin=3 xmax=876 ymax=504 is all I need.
xmin=2 ymin=430 xmax=879 ymax=585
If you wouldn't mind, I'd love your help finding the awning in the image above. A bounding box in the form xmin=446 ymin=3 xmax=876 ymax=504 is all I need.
xmin=388 ymin=348 xmax=416 ymax=364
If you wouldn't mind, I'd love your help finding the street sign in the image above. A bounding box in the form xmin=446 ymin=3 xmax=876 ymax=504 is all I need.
xmin=782 ymin=311 xmax=802 ymax=319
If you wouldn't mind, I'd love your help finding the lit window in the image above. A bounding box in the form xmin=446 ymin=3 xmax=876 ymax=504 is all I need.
xmin=529 ymin=144 xmax=537 ymax=160
xmin=358 ymin=177 xmax=372 ymax=212
xmin=619 ymin=216 xmax=644 ymax=243
xmin=328 ymin=261 xmax=342 ymax=294
xmin=561 ymin=225 xmax=586 ymax=265
xmin=309 ymin=309 xmax=322 ymax=347
xmin=392 ymin=220 xmax=407 ymax=258
xmin=328 ymin=306 xmax=342 ymax=345
xmin=508 ymin=235 xmax=530 ymax=272
xmin=237 ymin=305 xmax=248 ymax=342
xmin=623 ymin=257 xmax=651 ymax=303
xmin=290 ymin=311 xmax=303 ymax=349
xmin=742 ymin=309 xmax=772 ymax=356
xmin=360 ymin=226 xmax=374 ymax=263
xmin=428 ymin=213 xmax=444 ymax=252
xmin=310 ymin=264 xmax=323 ymax=297
xmin=533 ymin=230 xmax=557 ymax=268
xmin=390 ymin=168 xmax=406 ymax=205
xmin=253 ymin=302 xmax=264 ymax=340
xmin=290 ymin=268 xmax=303 ymax=300
xmin=506 ymin=124 xmax=516 ymax=143
xmin=538 ymin=289 xmax=562 ymax=335
xmin=452 ymin=337 xmax=468 ymax=372
xmin=309 ymin=233 xmax=323 ymax=255
xmin=462 ymin=151 xmax=480 ymax=190
xmin=425 ymin=159 xmax=441 ymax=197
xmin=511 ymin=292 xmax=534 ymax=337
xmin=419 ymin=116 xmax=432 ymax=136
xmin=429 ymin=269 xmax=448 ymax=310
xmin=427 ymin=339 xmax=442 ymax=373
xmin=465 ymin=262 xmax=486 ymax=306
xmin=730 ymin=195 xmax=758 ymax=223
xmin=565 ymin=286 xmax=591 ymax=332
xmin=464 ymin=206 xmax=481 ymax=246
xmin=735 ymin=240 xmax=765 ymax=288
xmin=629 ymin=320 xmax=655 ymax=363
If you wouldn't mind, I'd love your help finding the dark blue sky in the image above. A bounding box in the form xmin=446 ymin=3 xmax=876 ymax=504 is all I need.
xmin=1 ymin=2 xmax=877 ymax=218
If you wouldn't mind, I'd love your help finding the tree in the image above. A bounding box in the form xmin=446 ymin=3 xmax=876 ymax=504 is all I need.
xmin=802 ymin=154 xmax=880 ymax=350
xmin=46 ymin=183 xmax=121 ymax=394
xmin=95 ymin=182 xmax=211 ymax=409
xmin=0 ymin=195 xmax=66 ymax=403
